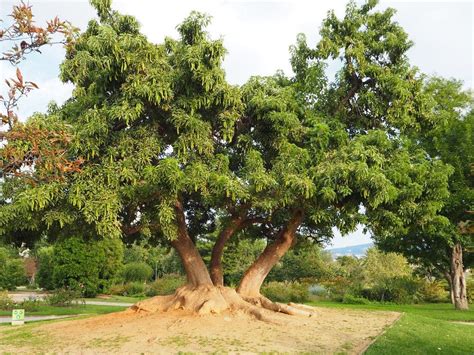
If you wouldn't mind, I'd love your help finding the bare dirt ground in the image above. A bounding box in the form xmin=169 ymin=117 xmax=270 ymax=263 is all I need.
xmin=0 ymin=305 xmax=400 ymax=354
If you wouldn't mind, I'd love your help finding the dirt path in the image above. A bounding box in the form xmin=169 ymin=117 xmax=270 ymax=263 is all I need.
xmin=0 ymin=305 xmax=400 ymax=354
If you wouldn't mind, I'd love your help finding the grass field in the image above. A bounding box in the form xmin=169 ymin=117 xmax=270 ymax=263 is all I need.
xmin=308 ymin=301 xmax=474 ymax=354
xmin=0 ymin=304 xmax=128 ymax=318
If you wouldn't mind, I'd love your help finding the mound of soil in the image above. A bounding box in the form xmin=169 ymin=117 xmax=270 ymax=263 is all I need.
xmin=0 ymin=304 xmax=400 ymax=354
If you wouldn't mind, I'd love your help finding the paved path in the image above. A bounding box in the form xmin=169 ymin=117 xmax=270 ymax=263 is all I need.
xmin=0 ymin=315 xmax=75 ymax=324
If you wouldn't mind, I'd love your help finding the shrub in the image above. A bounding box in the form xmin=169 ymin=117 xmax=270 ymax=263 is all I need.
xmin=417 ymin=280 xmax=448 ymax=303
xmin=467 ymin=278 xmax=473 ymax=304
xmin=122 ymin=282 xmax=145 ymax=296
xmin=361 ymin=276 xmax=421 ymax=304
xmin=46 ymin=288 xmax=82 ymax=307
xmin=321 ymin=276 xmax=354 ymax=302
xmin=19 ymin=297 xmax=43 ymax=312
xmin=36 ymin=246 xmax=55 ymax=290
xmin=0 ymin=258 xmax=27 ymax=290
xmin=342 ymin=294 xmax=371 ymax=305
xmin=0 ymin=291 xmax=15 ymax=311
xmin=51 ymin=236 xmax=123 ymax=297
xmin=122 ymin=262 xmax=153 ymax=283
xmin=146 ymin=274 xmax=185 ymax=297
xmin=261 ymin=281 xmax=309 ymax=303
xmin=108 ymin=284 xmax=126 ymax=296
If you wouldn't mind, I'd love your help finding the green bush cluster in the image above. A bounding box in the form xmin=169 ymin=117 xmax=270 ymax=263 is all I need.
xmin=146 ymin=274 xmax=185 ymax=297
xmin=109 ymin=274 xmax=185 ymax=297
xmin=261 ymin=281 xmax=310 ymax=303
xmin=37 ymin=236 xmax=123 ymax=297
xmin=0 ymin=247 xmax=27 ymax=290
xmin=122 ymin=262 xmax=153 ymax=283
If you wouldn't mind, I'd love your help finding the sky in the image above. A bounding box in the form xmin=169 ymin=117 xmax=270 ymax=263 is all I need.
xmin=1 ymin=0 xmax=473 ymax=248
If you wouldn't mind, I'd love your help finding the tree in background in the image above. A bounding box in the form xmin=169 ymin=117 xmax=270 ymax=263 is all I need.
xmin=375 ymin=78 xmax=473 ymax=309
xmin=0 ymin=0 xmax=455 ymax=319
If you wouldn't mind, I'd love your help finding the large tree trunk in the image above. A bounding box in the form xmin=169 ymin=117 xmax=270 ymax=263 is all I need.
xmin=210 ymin=217 xmax=244 ymax=286
xmin=170 ymin=201 xmax=213 ymax=287
xmin=237 ymin=210 xmax=304 ymax=298
xmin=131 ymin=205 xmax=313 ymax=319
xmin=450 ymin=243 xmax=469 ymax=310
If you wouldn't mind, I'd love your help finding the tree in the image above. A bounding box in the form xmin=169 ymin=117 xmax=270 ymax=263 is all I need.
xmin=0 ymin=0 xmax=453 ymax=319
xmin=375 ymin=78 xmax=473 ymax=309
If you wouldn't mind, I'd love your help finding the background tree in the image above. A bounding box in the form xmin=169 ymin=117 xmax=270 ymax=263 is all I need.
xmin=375 ymin=78 xmax=473 ymax=310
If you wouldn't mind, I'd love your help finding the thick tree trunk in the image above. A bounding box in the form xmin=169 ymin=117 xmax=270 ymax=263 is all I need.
xmin=170 ymin=201 xmax=213 ymax=287
xmin=210 ymin=217 xmax=244 ymax=286
xmin=450 ymin=243 xmax=469 ymax=310
xmin=237 ymin=210 xmax=304 ymax=297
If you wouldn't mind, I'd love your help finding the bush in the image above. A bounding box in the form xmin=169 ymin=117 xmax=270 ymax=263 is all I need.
xmin=467 ymin=278 xmax=473 ymax=304
xmin=261 ymin=281 xmax=309 ymax=303
xmin=146 ymin=274 xmax=185 ymax=297
xmin=51 ymin=236 xmax=123 ymax=297
xmin=108 ymin=284 xmax=126 ymax=296
xmin=122 ymin=262 xmax=153 ymax=283
xmin=19 ymin=297 xmax=43 ymax=312
xmin=37 ymin=246 xmax=55 ymax=290
xmin=122 ymin=282 xmax=145 ymax=296
xmin=417 ymin=280 xmax=448 ymax=303
xmin=342 ymin=294 xmax=371 ymax=305
xmin=0 ymin=291 xmax=15 ymax=311
xmin=0 ymin=247 xmax=27 ymax=290
xmin=322 ymin=276 xmax=354 ymax=302
xmin=46 ymin=288 xmax=82 ymax=307
xmin=360 ymin=276 xmax=421 ymax=304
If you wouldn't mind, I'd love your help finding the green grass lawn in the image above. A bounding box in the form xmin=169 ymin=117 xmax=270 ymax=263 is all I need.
xmin=0 ymin=304 xmax=128 ymax=318
xmin=308 ymin=301 xmax=474 ymax=354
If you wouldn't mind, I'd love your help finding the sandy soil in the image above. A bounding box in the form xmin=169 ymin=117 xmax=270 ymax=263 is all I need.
xmin=0 ymin=305 xmax=400 ymax=354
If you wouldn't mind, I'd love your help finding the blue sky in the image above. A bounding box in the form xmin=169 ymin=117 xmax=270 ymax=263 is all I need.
xmin=1 ymin=0 xmax=472 ymax=247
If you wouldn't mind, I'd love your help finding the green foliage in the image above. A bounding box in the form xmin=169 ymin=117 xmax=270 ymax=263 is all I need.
xmin=221 ymin=239 xmax=265 ymax=286
xmin=342 ymin=294 xmax=371 ymax=305
xmin=146 ymin=274 xmax=186 ymax=297
xmin=0 ymin=0 xmax=461 ymax=296
xmin=0 ymin=247 xmax=26 ymax=290
xmin=417 ymin=280 xmax=449 ymax=303
xmin=123 ymin=243 xmax=183 ymax=277
xmin=121 ymin=262 xmax=153 ymax=282
xmin=268 ymin=240 xmax=335 ymax=282
xmin=51 ymin=236 xmax=123 ymax=297
xmin=0 ymin=291 xmax=15 ymax=310
xmin=45 ymin=288 xmax=82 ymax=306
xmin=261 ymin=281 xmax=309 ymax=303
xmin=122 ymin=282 xmax=145 ymax=296
xmin=36 ymin=246 xmax=55 ymax=290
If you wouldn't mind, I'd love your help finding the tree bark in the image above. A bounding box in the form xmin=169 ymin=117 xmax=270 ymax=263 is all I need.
xmin=170 ymin=201 xmax=213 ymax=287
xmin=210 ymin=217 xmax=244 ymax=286
xmin=237 ymin=210 xmax=304 ymax=297
xmin=450 ymin=243 xmax=469 ymax=310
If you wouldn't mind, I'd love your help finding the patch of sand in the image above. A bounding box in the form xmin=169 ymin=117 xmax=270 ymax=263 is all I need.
xmin=0 ymin=305 xmax=400 ymax=354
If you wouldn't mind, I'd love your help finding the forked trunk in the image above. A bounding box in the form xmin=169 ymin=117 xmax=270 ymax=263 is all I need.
xmin=237 ymin=210 xmax=304 ymax=297
xmin=171 ymin=201 xmax=213 ymax=287
xmin=450 ymin=243 xmax=469 ymax=310
xmin=210 ymin=217 xmax=244 ymax=286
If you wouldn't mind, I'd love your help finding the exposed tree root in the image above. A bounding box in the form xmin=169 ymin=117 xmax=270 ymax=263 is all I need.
xmin=241 ymin=295 xmax=315 ymax=317
xmin=128 ymin=285 xmax=311 ymax=323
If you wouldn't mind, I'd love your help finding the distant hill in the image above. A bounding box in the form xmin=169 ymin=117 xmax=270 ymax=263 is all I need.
xmin=326 ymin=242 xmax=373 ymax=258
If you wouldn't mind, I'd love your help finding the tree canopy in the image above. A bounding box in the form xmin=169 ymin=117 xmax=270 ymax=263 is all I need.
xmin=0 ymin=0 xmax=461 ymax=315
